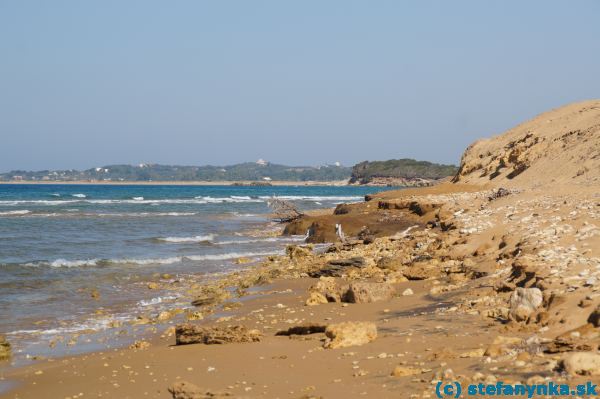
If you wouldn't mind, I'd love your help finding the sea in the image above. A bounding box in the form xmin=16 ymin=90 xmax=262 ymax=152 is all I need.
xmin=0 ymin=184 xmax=393 ymax=363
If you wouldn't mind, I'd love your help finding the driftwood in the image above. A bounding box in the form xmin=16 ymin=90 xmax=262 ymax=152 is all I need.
xmin=267 ymin=197 xmax=304 ymax=223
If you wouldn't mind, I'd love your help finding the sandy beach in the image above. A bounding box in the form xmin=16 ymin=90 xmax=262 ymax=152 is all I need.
xmin=1 ymin=100 xmax=600 ymax=398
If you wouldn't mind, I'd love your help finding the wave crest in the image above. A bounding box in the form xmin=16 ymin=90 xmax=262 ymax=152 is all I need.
xmin=18 ymin=250 xmax=281 ymax=268
xmin=156 ymin=234 xmax=215 ymax=243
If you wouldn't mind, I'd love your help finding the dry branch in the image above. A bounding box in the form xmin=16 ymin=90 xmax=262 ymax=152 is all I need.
xmin=267 ymin=197 xmax=304 ymax=223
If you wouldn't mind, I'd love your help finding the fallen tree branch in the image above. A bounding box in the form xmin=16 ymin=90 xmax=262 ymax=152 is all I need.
xmin=267 ymin=196 xmax=304 ymax=223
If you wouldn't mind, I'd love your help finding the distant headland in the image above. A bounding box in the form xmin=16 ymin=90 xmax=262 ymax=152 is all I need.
xmin=0 ymin=159 xmax=458 ymax=187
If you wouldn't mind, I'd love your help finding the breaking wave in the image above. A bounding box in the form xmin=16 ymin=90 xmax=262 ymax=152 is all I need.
xmin=156 ymin=234 xmax=215 ymax=243
xmin=0 ymin=210 xmax=31 ymax=216
xmin=215 ymin=236 xmax=305 ymax=245
xmin=0 ymin=195 xmax=361 ymax=206
xmin=17 ymin=250 xmax=282 ymax=268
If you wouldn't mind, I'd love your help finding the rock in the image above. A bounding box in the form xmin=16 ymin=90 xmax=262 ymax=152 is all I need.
xmin=561 ymin=352 xmax=600 ymax=376
xmin=376 ymin=256 xmax=404 ymax=271
xmin=324 ymin=321 xmax=377 ymax=349
xmin=309 ymin=276 xmax=342 ymax=303
xmin=402 ymin=262 xmax=439 ymax=280
xmin=391 ymin=365 xmax=423 ymax=377
xmin=357 ymin=226 xmax=375 ymax=244
xmin=587 ymin=304 xmax=600 ymax=327
xmin=175 ymin=325 xmax=262 ymax=345
xmin=310 ymin=257 xmax=367 ymax=277
xmin=509 ymin=287 xmax=543 ymax=322
xmin=157 ymin=310 xmax=174 ymax=321
xmin=333 ymin=204 xmax=352 ymax=215
xmin=402 ymin=288 xmax=414 ymax=296
xmin=186 ymin=311 xmax=204 ymax=321
xmin=147 ymin=282 xmax=160 ymax=290
xmin=342 ymin=282 xmax=395 ymax=303
xmin=362 ymin=235 xmax=375 ymax=245
xmin=191 ymin=286 xmax=230 ymax=307
xmin=545 ymin=324 xmax=600 ymax=353
xmin=168 ymin=381 xmax=232 ymax=399
xmin=329 ymin=257 xmax=366 ymax=267
xmin=276 ymin=323 xmax=327 ymax=336
xmin=286 ymin=245 xmax=312 ymax=259
xmin=484 ymin=336 xmax=523 ymax=357
xmin=129 ymin=340 xmax=150 ymax=350
xmin=488 ymin=187 xmax=511 ymax=201
xmin=305 ymin=291 xmax=328 ymax=306
xmin=0 ymin=335 xmax=11 ymax=361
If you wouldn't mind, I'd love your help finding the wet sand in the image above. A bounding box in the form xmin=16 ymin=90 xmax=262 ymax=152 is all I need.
xmin=0 ymin=279 xmax=513 ymax=398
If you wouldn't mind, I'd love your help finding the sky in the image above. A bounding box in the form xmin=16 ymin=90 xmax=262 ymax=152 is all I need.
xmin=1 ymin=1 xmax=599 ymax=172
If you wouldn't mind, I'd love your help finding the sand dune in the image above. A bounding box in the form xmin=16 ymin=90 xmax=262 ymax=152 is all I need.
xmin=454 ymin=99 xmax=600 ymax=187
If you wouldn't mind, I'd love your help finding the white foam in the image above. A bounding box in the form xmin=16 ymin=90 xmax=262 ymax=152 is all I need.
xmin=0 ymin=200 xmax=76 ymax=206
xmin=0 ymin=210 xmax=31 ymax=216
xmin=157 ymin=234 xmax=215 ymax=243
xmin=216 ymin=236 xmax=305 ymax=245
xmin=185 ymin=250 xmax=281 ymax=261
xmin=96 ymin=212 xmax=197 ymax=217
xmin=137 ymin=295 xmax=178 ymax=307
xmin=0 ymin=195 xmax=361 ymax=206
xmin=193 ymin=196 xmax=263 ymax=204
xmin=1 ymin=211 xmax=197 ymax=218
xmin=50 ymin=258 xmax=99 ymax=267
xmin=8 ymin=315 xmax=133 ymax=336
xmin=259 ymin=195 xmax=362 ymax=201
xmin=29 ymin=250 xmax=281 ymax=268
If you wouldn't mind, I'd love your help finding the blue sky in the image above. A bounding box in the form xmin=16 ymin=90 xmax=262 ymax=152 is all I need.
xmin=1 ymin=1 xmax=599 ymax=171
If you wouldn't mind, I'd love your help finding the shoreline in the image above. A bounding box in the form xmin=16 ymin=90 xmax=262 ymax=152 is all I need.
xmin=2 ymin=181 xmax=598 ymax=398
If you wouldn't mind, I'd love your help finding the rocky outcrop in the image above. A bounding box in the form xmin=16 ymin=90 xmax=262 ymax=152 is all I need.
xmin=349 ymin=159 xmax=457 ymax=186
xmin=351 ymin=176 xmax=437 ymax=187
xmin=307 ymin=278 xmax=396 ymax=305
xmin=308 ymin=257 xmax=366 ymax=277
xmin=324 ymin=321 xmax=377 ymax=349
xmin=342 ymin=282 xmax=396 ymax=303
xmin=191 ymin=286 xmax=231 ymax=307
xmin=175 ymin=325 xmax=262 ymax=345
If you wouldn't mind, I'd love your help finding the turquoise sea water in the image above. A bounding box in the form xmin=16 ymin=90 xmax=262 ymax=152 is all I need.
xmin=0 ymin=184 xmax=393 ymax=360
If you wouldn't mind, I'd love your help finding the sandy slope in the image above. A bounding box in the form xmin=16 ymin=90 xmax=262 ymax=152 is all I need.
xmin=453 ymin=100 xmax=600 ymax=188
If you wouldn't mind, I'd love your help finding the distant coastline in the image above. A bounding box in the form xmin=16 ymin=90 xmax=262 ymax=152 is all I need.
xmin=0 ymin=179 xmax=351 ymax=186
